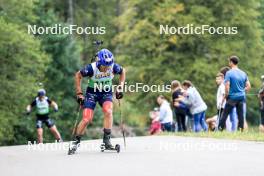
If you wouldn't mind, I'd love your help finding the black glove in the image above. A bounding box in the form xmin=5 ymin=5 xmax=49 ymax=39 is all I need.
xmin=116 ymin=90 xmax=123 ymax=99
xmin=26 ymin=111 xmax=30 ymax=116
xmin=76 ymin=93 xmax=85 ymax=105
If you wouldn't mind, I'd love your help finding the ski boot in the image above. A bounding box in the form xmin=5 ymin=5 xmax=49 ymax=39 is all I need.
xmin=100 ymin=129 xmax=120 ymax=153
xmin=68 ymin=136 xmax=81 ymax=155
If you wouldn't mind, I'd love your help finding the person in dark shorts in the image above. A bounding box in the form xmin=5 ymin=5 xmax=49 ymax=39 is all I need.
xmin=70 ymin=48 xmax=126 ymax=153
xmin=26 ymin=89 xmax=62 ymax=143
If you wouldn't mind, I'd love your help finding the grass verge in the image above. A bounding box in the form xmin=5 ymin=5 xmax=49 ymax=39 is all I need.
xmin=161 ymin=127 xmax=264 ymax=142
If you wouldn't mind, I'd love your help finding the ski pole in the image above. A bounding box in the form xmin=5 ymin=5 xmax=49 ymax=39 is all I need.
xmin=67 ymin=105 xmax=82 ymax=155
xmin=118 ymin=99 xmax=126 ymax=148
xmin=71 ymin=105 xmax=82 ymax=139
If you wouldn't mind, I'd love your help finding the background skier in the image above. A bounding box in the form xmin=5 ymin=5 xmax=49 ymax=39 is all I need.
xmin=26 ymin=89 xmax=62 ymax=143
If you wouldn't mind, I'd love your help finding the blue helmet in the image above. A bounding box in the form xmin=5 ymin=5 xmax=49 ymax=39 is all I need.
xmin=37 ymin=89 xmax=46 ymax=96
xmin=96 ymin=49 xmax=114 ymax=67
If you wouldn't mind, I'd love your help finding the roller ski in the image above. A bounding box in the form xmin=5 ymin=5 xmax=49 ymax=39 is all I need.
xmin=100 ymin=131 xmax=120 ymax=153
xmin=68 ymin=136 xmax=81 ymax=155
xmin=100 ymin=143 xmax=120 ymax=153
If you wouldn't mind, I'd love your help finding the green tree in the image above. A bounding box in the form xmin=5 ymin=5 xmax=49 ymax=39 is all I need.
xmin=114 ymin=0 xmax=264 ymax=123
xmin=32 ymin=0 xmax=82 ymax=141
xmin=0 ymin=17 xmax=49 ymax=145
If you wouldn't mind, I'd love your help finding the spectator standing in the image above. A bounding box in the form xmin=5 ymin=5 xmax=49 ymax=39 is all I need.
xmin=179 ymin=81 xmax=208 ymax=132
xmin=218 ymin=56 xmax=251 ymax=131
xmin=171 ymin=80 xmax=188 ymax=132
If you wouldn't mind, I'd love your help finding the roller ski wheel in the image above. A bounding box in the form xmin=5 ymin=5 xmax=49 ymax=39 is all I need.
xmin=68 ymin=146 xmax=76 ymax=155
xmin=115 ymin=144 xmax=121 ymax=153
xmin=100 ymin=143 xmax=120 ymax=153
xmin=68 ymin=141 xmax=80 ymax=155
xmin=100 ymin=143 xmax=105 ymax=152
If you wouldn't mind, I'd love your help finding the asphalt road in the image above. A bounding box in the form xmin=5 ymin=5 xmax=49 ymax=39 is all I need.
xmin=0 ymin=136 xmax=263 ymax=176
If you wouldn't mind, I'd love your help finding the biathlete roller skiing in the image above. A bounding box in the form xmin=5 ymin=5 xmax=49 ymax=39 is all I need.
xmin=26 ymin=89 xmax=62 ymax=143
xmin=68 ymin=47 xmax=126 ymax=155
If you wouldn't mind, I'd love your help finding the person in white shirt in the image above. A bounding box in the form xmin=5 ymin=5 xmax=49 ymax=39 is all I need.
xmin=157 ymin=95 xmax=173 ymax=132
xmin=207 ymin=73 xmax=235 ymax=131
